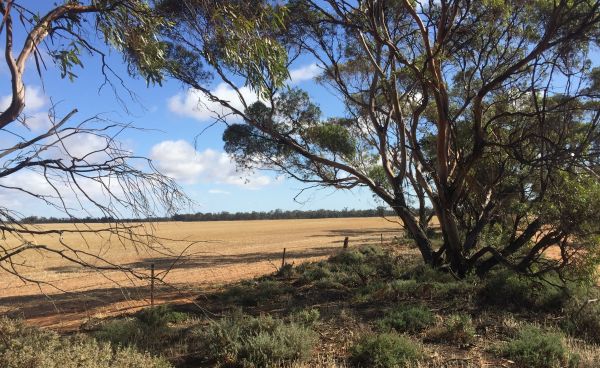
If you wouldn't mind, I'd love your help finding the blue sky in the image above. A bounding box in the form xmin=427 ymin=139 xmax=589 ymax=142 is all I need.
xmin=0 ymin=7 xmax=380 ymax=217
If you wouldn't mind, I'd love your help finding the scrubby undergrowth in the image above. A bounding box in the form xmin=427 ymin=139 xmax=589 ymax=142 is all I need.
xmin=3 ymin=244 xmax=600 ymax=368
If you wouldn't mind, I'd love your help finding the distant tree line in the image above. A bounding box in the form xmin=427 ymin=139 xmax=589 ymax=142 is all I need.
xmin=19 ymin=207 xmax=403 ymax=224
xmin=171 ymin=208 xmax=397 ymax=222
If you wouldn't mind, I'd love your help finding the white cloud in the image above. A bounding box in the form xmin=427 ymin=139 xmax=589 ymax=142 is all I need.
xmin=289 ymin=63 xmax=321 ymax=84
xmin=0 ymin=85 xmax=51 ymax=132
xmin=167 ymin=62 xmax=320 ymax=123
xmin=168 ymin=83 xmax=260 ymax=122
xmin=150 ymin=140 xmax=271 ymax=189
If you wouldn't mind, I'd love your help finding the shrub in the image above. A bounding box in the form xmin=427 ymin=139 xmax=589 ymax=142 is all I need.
xmin=349 ymin=333 xmax=423 ymax=368
xmin=401 ymin=264 xmax=456 ymax=284
xmin=93 ymin=306 xmax=189 ymax=358
xmin=426 ymin=314 xmax=476 ymax=346
xmin=562 ymin=301 xmax=600 ymax=344
xmin=93 ymin=317 xmax=147 ymax=348
xmin=499 ymin=327 xmax=573 ymax=368
xmin=189 ymin=311 xmax=316 ymax=367
xmin=135 ymin=305 xmax=188 ymax=329
xmin=290 ymin=308 xmax=321 ymax=326
xmin=378 ymin=305 xmax=435 ymax=333
xmin=220 ymin=279 xmax=293 ymax=306
xmin=0 ymin=317 xmax=171 ymax=368
xmin=478 ymin=270 xmax=568 ymax=311
xmin=278 ymin=263 xmax=295 ymax=278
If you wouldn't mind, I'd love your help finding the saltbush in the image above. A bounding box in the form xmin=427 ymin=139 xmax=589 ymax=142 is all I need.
xmin=499 ymin=327 xmax=572 ymax=368
xmin=220 ymin=279 xmax=293 ymax=306
xmin=562 ymin=301 xmax=600 ymax=344
xmin=479 ymin=270 xmax=568 ymax=311
xmin=93 ymin=306 xmax=189 ymax=358
xmin=189 ymin=311 xmax=316 ymax=367
xmin=378 ymin=305 xmax=435 ymax=333
xmin=426 ymin=314 xmax=476 ymax=346
xmin=349 ymin=332 xmax=423 ymax=368
xmin=0 ymin=317 xmax=171 ymax=368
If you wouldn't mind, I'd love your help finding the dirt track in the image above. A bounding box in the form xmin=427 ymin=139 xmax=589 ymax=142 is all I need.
xmin=0 ymin=217 xmax=401 ymax=330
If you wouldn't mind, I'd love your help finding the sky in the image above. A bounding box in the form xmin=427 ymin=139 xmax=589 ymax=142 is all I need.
xmin=0 ymin=4 xmax=380 ymax=217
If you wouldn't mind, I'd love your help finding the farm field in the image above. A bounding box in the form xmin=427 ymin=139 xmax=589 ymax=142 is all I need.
xmin=0 ymin=217 xmax=401 ymax=330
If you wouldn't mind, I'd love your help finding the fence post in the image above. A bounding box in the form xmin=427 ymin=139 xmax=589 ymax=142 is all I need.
xmin=281 ymin=248 xmax=287 ymax=269
xmin=381 ymin=233 xmax=383 ymax=245
xmin=150 ymin=263 xmax=155 ymax=307
xmin=343 ymin=236 xmax=349 ymax=249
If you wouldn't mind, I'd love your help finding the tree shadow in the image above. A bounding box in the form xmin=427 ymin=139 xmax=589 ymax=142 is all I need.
xmin=1 ymin=245 xmax=344 ymax=330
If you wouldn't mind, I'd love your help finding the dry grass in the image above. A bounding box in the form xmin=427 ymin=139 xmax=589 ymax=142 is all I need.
xmin=0 ymin=217 xmax=400 ymax=329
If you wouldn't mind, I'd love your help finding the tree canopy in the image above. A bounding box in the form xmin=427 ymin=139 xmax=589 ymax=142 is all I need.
xmin=145 ymin=0 xmax=600 ymax=278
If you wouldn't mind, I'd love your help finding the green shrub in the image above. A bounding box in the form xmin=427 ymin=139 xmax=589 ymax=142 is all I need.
xmin=401 ymin=264 xmax=456 ymax=283
xmin=135 ymin=305 xmax=188 ymax=329
xmin=378 ymin=305 xmax=435 ymax=333
xmin=479 ymin=270 xmax=568 ymax=311
xmin=426 ymin=314 xmax=475 ymax=346
xmin=93 ymin=317 xmax=147 ymax=348
xmin=190 ymin=311 xmax=316 ymax=367
xmin=562 ymin=301 xmax=600 ymax=344
xmin=331 ymin=249 xmax=366 ymax=265
xmin=0 ymin=317 xmax=171 ymax=368
xmin=220 ymin=279 xmax=293 ymax=306
xmin=349 ymin=333 xmax=423 ymax=368
xmin=93 ymin=304 xmax=189 ymax=353
xmin=300 ymin=263 xmax=334 ymax=282
xmin=290 ymin=308 xmax=320 ymax=326
xmin=278 ymin=263 xmax=295 ymax=278
xmin=499 ymin=327 xmax=572 ymax=368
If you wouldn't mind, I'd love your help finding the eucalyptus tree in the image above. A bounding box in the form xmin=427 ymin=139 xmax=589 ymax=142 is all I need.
xmin=0 ymin=1 xmax=185 ymax=284
xmin=152 ymin=0 xmax=600 ymax=278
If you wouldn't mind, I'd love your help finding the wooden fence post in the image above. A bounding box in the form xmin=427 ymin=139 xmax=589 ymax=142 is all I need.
xmin=281 ymin=248 xmax=287 ymax=269
xmin=343 ymin=236 xmax=349 ymax=249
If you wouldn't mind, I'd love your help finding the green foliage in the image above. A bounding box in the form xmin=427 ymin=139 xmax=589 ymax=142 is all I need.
xmin=378 ymin=305 xmax=436 ymax=333
xmin=189 ymin=311 xmax=316 ymax=367
xmin=0 ymin=317 xmax=171 ymax=368
xmin=96 ymin=0 xmax=170 ymax=85
xmin=290 ymin=308 xmax=321 ymax=326
xmin=93 ymin=306 xmax=189 ymax=356
xmin=278 ymin=263 xmax=295 ymax=278
xmin=426 ymin=314 xmax=476 ymax=346
xmin=296 ymin=246 xmax=406 ymax=293
xmin=305 ymin=123 xmax=356 ymax=157
xmin=499 ymin=327 xmax=573 ymax=368
xmin=212 ymin=4 xmax=289 ymax=97
xmin=349 ymin=333 xmax=423 ymax=368
xmin=220 ymin=279 xmax=293 ymax=307
xmin=135 ymin=305 xmax=189 ymax=329
xmin=562 ymin=300 xmax=600 ymax=345
xmin=479 ymin=270 xmax=569 ymax=311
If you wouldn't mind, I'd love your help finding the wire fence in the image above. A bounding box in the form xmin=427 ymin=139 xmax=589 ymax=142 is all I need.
xmin=0 ymin=226 xmax=401 ymax=329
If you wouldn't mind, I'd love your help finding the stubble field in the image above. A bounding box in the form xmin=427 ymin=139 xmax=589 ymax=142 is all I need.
xmin=0 ymin=217 xmax=400 ymax=330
